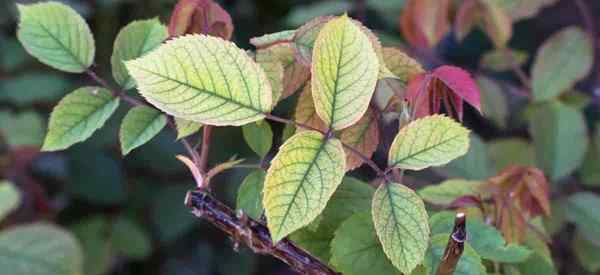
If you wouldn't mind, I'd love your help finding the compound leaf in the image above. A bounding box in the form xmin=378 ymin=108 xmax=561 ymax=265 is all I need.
xmin=372 ymin=182 xmax=429 ymax=274
xmin=263 ymin=131 xmax=345 ymax=242
xmin=42 ymin=87 xmax=119 ymax=151
xmin=119 ymin=106 xmax=167 ymax=155
xmin=388 ymin=115 xmax=470 ymax=170
xmin=17 ymin=2 xmax=95 ymax=73
xmin=126 ymin=34 xmax=272 ymax=126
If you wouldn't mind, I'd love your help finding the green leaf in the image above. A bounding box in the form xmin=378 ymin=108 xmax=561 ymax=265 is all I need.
xmin=17 ymin=2 xmax=95 ymax=73
xmin=531 ymin=27 xmax=593 ymax=101
xmin=289 ymin=225 xmax=333 ymax=262
xmin=285 ymin=1 xmax=352 ymax=27
xmin=0 ymin=223 xmax=83 ymax=275
xmin=566 ymin=192 xmax=600 ymax=245
xmin=508 ymin=232 xmax=558 ymax=275
xmin=0 ymin=181 xmax=20 ymax=221
xmin=0 ymin=73 xmax=71 ymax=106
xmin=111 ymin=18 xmax=167 ymax=90
xmin=71 ymin=216 xmax=112 ymax=275
xmin=436 ymin=134 xmax=492 ymax=180
xmin=480 ymin=48 xmax=528 ymax=72
xmin=242 ymin=121 xmax=273 ymax=158
xmin=69 ymin=150 xmax=127 ymax=206
xmin=573 ymin=232 xmax=600 ymax=272
xmin=42 ymin=87 xmax=119 ymax=151
xmin=331 ymin=212 xmax=401 ymax=275
xmin=236 ymin=170 xmax=266 ymax=220
xmin=424 ymin=234 xmax=486 ymax=275
xmin=488 ymin=138 xmax=535 ymax=172
xmin=477 ymin=76 xmax=508 ymax=128
xmin=151 ymin=184 xmax=196 ymax=244
xmin=529 ymin=102 xmax=588 ymax=180
xmin=388 ymin=115 xmax=470 ymax=170
xmin=111 ymin=216 xmax=152 ymax=260
xmin=316 ymin=177 xmax=375 ymax=233
xmin=580 ymin=125 xmax=600 ymax=186
xmin=418 ymin=179 xmax=483 ymax=206
xmin=125 ymin=34 xmax=272 ymax=126
xmin=174 ymin=117 xmax=202 ymax=139
xmin=119 ymin=106 xmax=167 ymax=155
xmin=430 ymin=211 xmax=531 ymax=263
xmin=0 ymin=111 xmax=45 ymax=147
xmin=263 ymin=131 xmax=345 ymax=242
xmin=249 ymin=30 xmax=295 ymax=48
xmin=311 ymin=15 xmax=379 ymax=130
xmin=372 ymin=183 xmax=429 ymax=274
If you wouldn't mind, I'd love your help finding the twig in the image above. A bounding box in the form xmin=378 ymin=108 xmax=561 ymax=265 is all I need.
xmin=185 ymin=190 xmax=340 ymax=275
xmin=199 ymin=125 xmax=213 ymax=173
xmin=437 ymin=212 xmax=466 ymax=275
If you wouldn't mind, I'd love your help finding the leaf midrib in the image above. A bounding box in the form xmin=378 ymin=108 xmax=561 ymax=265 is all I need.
xmin=391 ymin=133 xmax=464 ymax=167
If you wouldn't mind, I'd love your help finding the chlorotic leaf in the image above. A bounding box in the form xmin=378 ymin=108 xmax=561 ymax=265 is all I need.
xmin=255 ymin=49 xmax=284 ymax=104
xmin=311 ymin=15 xmax=379 ymax=130
xmin=418 ymin=179 xmax=483 ymax=206
xmin=382 ymin=47 xmax=425 ymax=84
xmin=372 ymin=182 xmax=429 ymax=274
xmin=388 ymin=115 xmax=470 ymax=170
xmin=529 ymin=102 xmax=588 ymax=180
xmin=294 ymin=83 xmax=327 ymax=132
xmin=242 ymin=121 xmax=273 ymax=158
xmin=17 ymin=2 xmax=95 ymax=73
xmin=331 ymin=212 xmax=401 ymax=275
xmin=250 ymin=30 xmax=295 ymax=48
xmin=262 ymin=43 xmax=310 ymax=100
xmin=111 ymin=18 xmax=167 ymax=90
xmin=531 ymin=27 xmax=593 ymax=102
xmin=126 ymin=34 xmax=272 ymax=126
xmin=174 ymin=117 xmax=202 ymax=139
xmin=263 ymin=131 xmax=345 ymax=242
xmin=340 ymin=109 xmax=379 ymax=170
xmin=0 ymin=181 xmax=21 ymax=221
xmin=236 ymin=170 xmax=266 ymax=220
xmin=119 ymin=106 xmax=167 ymax=155
xmin=0 ymin=223 xmax=83 ymax=275
xmin=42 ymin=87 xmax=119 ymax=151
xmin=425 ymin=234 xmax=486 ymax=275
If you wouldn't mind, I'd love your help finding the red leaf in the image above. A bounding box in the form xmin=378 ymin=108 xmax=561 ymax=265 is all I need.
xmin=432 ymin=66 xmax=481 ymax=112
xmin=399 ymin=0 xmax=451 ymax=48
xmin=168 ymin=0 xmax=233 ymax=40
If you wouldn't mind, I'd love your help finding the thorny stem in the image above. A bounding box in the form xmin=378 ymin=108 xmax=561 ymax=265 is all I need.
xmin=437 ymin=212 xmax=466 ymax=275
xmin=185 ymin=190 xmax=340 ymax=275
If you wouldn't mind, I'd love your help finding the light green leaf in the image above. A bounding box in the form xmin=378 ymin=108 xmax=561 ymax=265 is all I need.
xmin=42 ymin=87 xmax=119 ymax=151
xmin=331 ymin=212 xmax=401 ymax=275
xmin=573 ymin=231 xmax=600 ymax=272
xmin=424 ymin=234 xmax=486 ymax=275
xmin=0 ymin=111 xmax=45 ymax=147
xmin=529 ymin=102 xmax=588 ymax=180
xmin=0 ymin=181 xmax=21 ymax=221
xmin=17 ymin=2 xmax=95 ymax=73
xmin=430 ymin=211 xmax=531 ymax=263
xmin=418 ymin=179 xmax=483 ymax=206
xmin=480 ymin=48 xmax=528 ymax=72
xmin=119 ymin=106 xmax=167 ymax=155
xmin=531 ymin=27 xmax=593 ymax=101
xmin=250 ymin=30 xmax=295 ymax=48
xmin=236 ymin=170 xmax=266 ymax=220
xmin=174 ymin=117 xmax=202 ymax=139
xmin=263 ymin=131 xmax=345 ymax=242
xmin=311 ymin=15 xmax=379 ymax=130
xmin=488 ymin=138 xmax=535 ymax=172
xmin=372 ymin=183 xmax=429 ymax=274
xmin=126 ymin=34 xmax=272 ymax=126
xmin=0 ymin=223 xmax=83 ymax=275
xmin=566 ymin=192 xmax=600 ymax=245
xmin=436 ymin=134 xmax=492 ymax=180
xmin=477 ymin=76 xmax=508 ymax=128
xmin=111 ymin=18 xmax=167 ymax=90
xmin=256 ymin=49 xmax=284 ymax=104
xmin=388 ymin=115 xmax=470 ymax=170
xmin=242 ymin=121 xmax=273 ymax=158
xmin=111 ymin=216 xmax=152 ymax=259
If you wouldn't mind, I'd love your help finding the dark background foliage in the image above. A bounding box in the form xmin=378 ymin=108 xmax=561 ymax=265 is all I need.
xmin=1 ymin=0 xmax=599 ymax=275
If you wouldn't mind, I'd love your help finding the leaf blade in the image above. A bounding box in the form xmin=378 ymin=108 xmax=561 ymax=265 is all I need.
xmin=119 ymin=106 xmax=167 ymax=155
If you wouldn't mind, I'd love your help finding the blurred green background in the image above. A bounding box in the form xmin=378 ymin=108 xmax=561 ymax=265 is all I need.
xmin=1 ymin=0 xmax=599 ymax=275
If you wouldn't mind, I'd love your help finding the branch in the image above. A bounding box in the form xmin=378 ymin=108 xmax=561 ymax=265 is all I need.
xmin=437 ymin=212 xmax=466 ymax=275
xmin=185 ymin=189 xmax=340 ymax=275
xmin=198 ymin=125 xmax=213 ymax=173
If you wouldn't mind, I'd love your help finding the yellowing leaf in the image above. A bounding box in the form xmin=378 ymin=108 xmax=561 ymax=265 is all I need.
xmin=111 ymin=19 xmax=167 ymax=90
xmin=388 ymin=115 xmax=470 ymax=170
xmin=382 ymin=47 xmax=425 ymax=84
xmin=174 ymin=117 xmax=202 ymax=139
xmin=17 ymin=2 xmax=95 ymax=73
xmin=340 ymin=109 xmax=380 ymax=170
xmin=311 ymin=15 xmax=379 ymax=130
xmin=250 ymin=30 xmax=295 ymax=48
xmin=263 ymin=131 xmax=345 ymax=242
xmin=119 ymin=106 xmax=167 ymax=155
xmin=267 ymin=44 xmax=310 ymax=100
xmin=256 ymin=49 xmax=284 ymax=104
xmin=531 ymin=27 xmax=593 ymax=102
xmin=294 ymin=83 xmax=327 ymax=132
xmin=372 ymin=182 xmax=429 ymax=274
xmin=126 ymin=34 xmax=272 ymax=126
xmin=42 ymin=87 xmax=119 ymax=151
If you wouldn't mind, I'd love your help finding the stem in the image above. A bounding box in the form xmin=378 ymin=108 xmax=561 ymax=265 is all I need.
xmin=199 ymin=125 xmax=213 ymax=173
xmin=185 ymin=190 xmax=340 ymax=275
xmin=437 ymin=212 xmax=466 ymax=275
